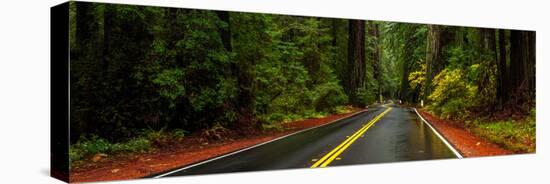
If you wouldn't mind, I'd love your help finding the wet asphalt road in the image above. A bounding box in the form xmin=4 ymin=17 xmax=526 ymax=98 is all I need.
xmin=152 ymin=104 xmax=457 ymax=178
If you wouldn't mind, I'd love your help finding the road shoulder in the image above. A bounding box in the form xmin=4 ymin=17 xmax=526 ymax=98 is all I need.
xmin=69 ymin=109 xmax=366 ymax=183
xmin=416 ymin=109 xmax=513 ymax=157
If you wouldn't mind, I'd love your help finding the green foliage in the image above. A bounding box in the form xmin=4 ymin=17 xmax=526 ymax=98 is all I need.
xmin=248 ymin=15 xmax=350 ymax=131
xmin=426 ymin=32 xmax=499 ymax=119
xmin=471 ymin=110 xmax=536 ymax=153
xmin=69 ymin=3 xmax=535 ymax=157
xmin=259 ymin=116 xmax=285 ymax=131
xmin=201 ymin=123 xmax=231 ymax=141
xmin=70 ymin=3 xmax=358 ymax=146
xmin=354 ymin=88 xmax=376 ymax=106
xmin=112 ymin=138 xmax=151 ymax=153
xmin=70 ymin=128 xmax=189 ymax=164
xmin=408 ymin=62 xmax=426 ymax=94
xmin=427 ymin=68 xmax=477 ymax=118
xmin=69 ymin=135 xmax=151 ymax=164
xmin=333 ymin=106 xmax=354 ymax=114
xmin=140 ymin=128 xmax=169 ymax=145
xmin=312 ymin=82 xmax=348 ymax=112
xmin=171 ymin=129 xmax=188 ymax=140
xmin=152 ymin=68 xmax=185 ymax=108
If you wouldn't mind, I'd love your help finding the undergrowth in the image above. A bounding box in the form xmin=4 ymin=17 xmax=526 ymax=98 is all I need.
xmin=69 ymin=128 xmax=188 ymax=166
xmin=469 ymin=108 xmax=536 ymax=153
xmin=259 ymin=105 xmax=354 ymax=131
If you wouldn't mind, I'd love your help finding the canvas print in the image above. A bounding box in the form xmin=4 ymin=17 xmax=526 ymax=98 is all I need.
xmin=51 ymin=1 xmax=536 ymax=183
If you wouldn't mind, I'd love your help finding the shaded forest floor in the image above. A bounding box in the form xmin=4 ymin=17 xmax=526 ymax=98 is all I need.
xmin=69 ymin=108 xmax=364 ymax=183
xmin=418 ymin=109 xmax=534 ymax=157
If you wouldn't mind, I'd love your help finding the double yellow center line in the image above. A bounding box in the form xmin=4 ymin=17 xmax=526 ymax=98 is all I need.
xmin=311 ymin=107 xmax=393 ymax=168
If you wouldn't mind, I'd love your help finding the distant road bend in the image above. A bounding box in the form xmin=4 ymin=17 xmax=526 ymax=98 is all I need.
xmin=151 ymin=103 xmax=460 ymax=178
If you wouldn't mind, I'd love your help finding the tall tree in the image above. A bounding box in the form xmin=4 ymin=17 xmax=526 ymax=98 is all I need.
xmin=509 ymin=30 xmax=536 ymax=105
xmin=368 ymin=22 xmax=382 ymax=102
xmin=216 ymin=11 xmax=256 ymax=131
xmin=331 ymin=19 xmax=338 ymax=47
xmin=346 ymin=20 xmax=366 ymax=105
xmin=398 ymin=26 xmax=416 ymax=102
xmin=423 ymin=25 xmax=443 ymax=102
xmin=72 ymin=2 xmax=95 ymax=140
xmin=497 ymin=29 xmax=508 ymax=106
xmin=102 ymin=5 xmax=113 ymax=85
xmin=75 ymin=3 xmax=93 ymax=52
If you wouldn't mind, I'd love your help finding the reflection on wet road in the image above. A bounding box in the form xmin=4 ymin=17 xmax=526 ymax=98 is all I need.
xmin=152 ymin=104 xmax=458 ymax=178
xmin=329 ymin=106 xmax=455 ymax=166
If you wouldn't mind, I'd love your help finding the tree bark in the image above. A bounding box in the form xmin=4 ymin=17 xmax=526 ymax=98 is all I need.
xmin=424 ymin=25 xmax=443 ymax=102
xmin=346 ymin=20 xmax=366 ymax=105
xmin=525 ymin=31 xmax=536 ymax=102
xmin=509 ymin=30 xmax=536 ymax=106
xmin=369 ymin=22 xmax=382 ymax=102
xmin=497 ymin=29 xmax=508 ymax=106
xmin=509 ymin=30 xmax=525 ymax=92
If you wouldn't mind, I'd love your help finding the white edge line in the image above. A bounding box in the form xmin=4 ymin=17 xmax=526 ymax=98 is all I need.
xmin=414 ymin=108 xmax=463 ymax=159
xmin=153 ymin=109 xmax=369 ymax=178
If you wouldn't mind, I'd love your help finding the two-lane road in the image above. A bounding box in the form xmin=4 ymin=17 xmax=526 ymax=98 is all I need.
xmin=151 ymin=104 xmax=458 ymax=178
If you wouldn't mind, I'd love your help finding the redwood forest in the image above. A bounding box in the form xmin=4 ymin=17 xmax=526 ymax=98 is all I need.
xmin=65 ymin=2 xmax=535 ymax=181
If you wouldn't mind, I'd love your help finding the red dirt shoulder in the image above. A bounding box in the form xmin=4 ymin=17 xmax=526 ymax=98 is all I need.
xmin=69 ymin=109 xmax=364 ymax=183
xmin=417 ymin=110 xmax=513 ymax=157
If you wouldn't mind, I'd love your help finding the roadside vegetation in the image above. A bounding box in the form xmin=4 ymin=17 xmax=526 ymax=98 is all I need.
xmin=469 ymin=109 xmax=536 ymax=153
xmin=69 ymin=105 xmax=356 ymax=167
xmin=68 ymin=1 xmax=535 ymax=167
xmin=69 ymin=128 xmax=187 ymax=166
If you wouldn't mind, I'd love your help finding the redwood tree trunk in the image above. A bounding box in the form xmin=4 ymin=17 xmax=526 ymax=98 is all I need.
xmin=346 ymin=20 xmax=366 ymax=105
xmin=369 ymin=22 xmax=382 ymax=102
xmin=424 ymin=25 xmax=443 ymax=102
xmin=497 ymin=29 xmax=508 ymax=106
xmin=509 ymin=30 xmax=525 ymax=94
xmin=509 ymin=30 xmax=536 ymax=107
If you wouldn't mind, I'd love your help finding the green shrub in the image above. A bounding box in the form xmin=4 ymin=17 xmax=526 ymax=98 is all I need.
xmin=260 ymin=120 xmax=284 ymax=131
xmin=303 ymin=110 xmax=327 ymax=119
xmin=267 ymin=113 xmax=286 ymax=123
xmin=111 ymin=137 xmax=151 ymax=153
xmin=440 ymin=98 xmax=469 ymax=119
xmin=201 ymin=123 xmax=231 ymax=141
xmin=472 ymin=114 xmax=536 ymax=153
xmin=333 ymin=106 xmax=353 ymax=114
xmin=70 ymin=136 xmax=111 ymax=161
xmin=141 ymin=128 xmax=170 ymax=145
xmin=69 ymin=135 xmax=152 ymax=164
xmin=70 ymin=128 xmax=193 ymax=164
xmin=428 ymin=68 xmax=476 ymax=119
xmin=313 ymin=82 xmax=348 ymax=112
xmin=354 ymin=88 xmax=375 ymax=106
xmin=171 ymin=129 xmax=187 ymax=140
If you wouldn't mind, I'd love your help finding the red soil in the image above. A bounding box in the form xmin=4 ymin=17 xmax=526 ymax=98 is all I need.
xmin=69 ymin=109 xmax=365 ymax=183
xmin=418 ymin=110 xmax=513 ymax=157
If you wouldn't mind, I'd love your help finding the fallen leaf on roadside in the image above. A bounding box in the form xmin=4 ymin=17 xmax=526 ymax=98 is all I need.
xmin=140 ymin=158 xmax=151 ymax=162
xmin=91 ymin=153 xmax=108 ymax=162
